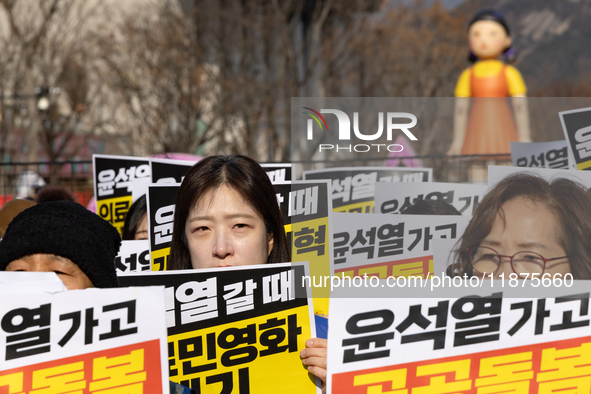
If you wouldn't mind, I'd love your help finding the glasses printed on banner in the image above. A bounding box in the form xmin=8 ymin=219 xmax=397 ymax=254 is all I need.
xmin=468 ymin=246 xmax=569 ymax=277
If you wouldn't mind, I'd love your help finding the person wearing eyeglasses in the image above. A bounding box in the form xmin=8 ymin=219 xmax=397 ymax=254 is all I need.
xmin=451 ymin=173 xmax=591 ymax=279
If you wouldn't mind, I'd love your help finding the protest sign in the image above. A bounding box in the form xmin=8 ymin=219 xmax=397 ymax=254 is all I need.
xmin=93 ymin=154 xmax=151 ymax=235
xmin=0 ymin=287 xmax=169 ymax=393
xmin=510 ymin=140 xmax=569 ymax=169
xmin=374 ymin=181 xmax=486 ymax=217
xmin=303 ymin=167 xmax=432 ymax=213
xmin=328 ymin=284 xmax=591 ymax=393
xmin=332 ymin=213 xmax=469 ymax=279
xmin=261 ymin=163 xmax=293 ymax=183
xmin=150 ymin=157 xmax=197 ymax=184
xmin=118 ymin=263 xmax=320 ymax=394
xmin=559 ymin=107 xmax=591 ymax=170
xmin=0 ymin=272 xmax=67 ymax=293
xmin=115 ymin=240 xmax=151 ymax=275
xmin=274 ymin=180 xmax=332 ymax=316
xmin=147 ymin=184 xmax=180 ymax=271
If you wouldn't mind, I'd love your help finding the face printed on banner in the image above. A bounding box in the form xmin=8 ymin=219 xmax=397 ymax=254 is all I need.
xmin=6 ymin=253 xmax=94 ymax=290
xmin=469 ymin=19 xmax=511 ymax=60
xmin=185 ymin=184 xmax=274 ymax=269
xmin=476 ymin=197 xmax=570 ymax=278
xmin=135 ymin=213 xmax=149 ymax=240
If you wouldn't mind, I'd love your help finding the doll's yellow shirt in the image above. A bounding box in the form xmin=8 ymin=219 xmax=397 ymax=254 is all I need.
xmin=454 ymin=60 xmax=527 ymax=97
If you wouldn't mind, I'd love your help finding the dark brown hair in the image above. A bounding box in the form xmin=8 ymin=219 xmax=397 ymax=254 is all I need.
xmin=468 ymin=9 xmax=516 ymax=63
xmin=121 ymin=194 xmax=147 ymax=241
xmin=452 ymin=173 xmax=591 ymax=279
xmin=167 ymin=155 xmax=290 ymax=270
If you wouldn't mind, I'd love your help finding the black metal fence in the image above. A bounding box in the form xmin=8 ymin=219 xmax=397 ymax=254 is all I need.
xmin=0 ymin=155 xmax=512 ymax=208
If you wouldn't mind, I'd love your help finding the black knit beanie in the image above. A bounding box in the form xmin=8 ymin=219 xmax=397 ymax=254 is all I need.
xmin=0 ymin=200 xmax=121 ymax=288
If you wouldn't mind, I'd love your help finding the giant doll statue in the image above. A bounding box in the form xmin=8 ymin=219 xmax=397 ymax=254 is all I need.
xmin=448 ymin=10 xmax=531 ymax=156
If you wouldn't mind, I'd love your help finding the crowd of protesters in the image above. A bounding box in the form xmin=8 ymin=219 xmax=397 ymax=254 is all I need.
xmin=2 ymin=154 xmax=591 ymax=394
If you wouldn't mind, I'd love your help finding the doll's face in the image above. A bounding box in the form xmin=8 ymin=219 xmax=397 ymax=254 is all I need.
xmin=469 ymin=20 xmax=511 ymax=60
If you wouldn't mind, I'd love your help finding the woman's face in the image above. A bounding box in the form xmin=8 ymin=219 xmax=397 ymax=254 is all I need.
xmin=477 ymin=197 xmax=570 ymax=278
xmin=469 ymin=20 xmax=511 ymax=60
xmin=134 ymin=213 xmax=149 ymax=240
xmin=185 ymin=184 xmax=274 ymax=269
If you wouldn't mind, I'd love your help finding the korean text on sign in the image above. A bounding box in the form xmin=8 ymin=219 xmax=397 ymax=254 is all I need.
xmin=0 ymin=287 xmax=169 ymax=393
xmin=118 ymin=263 xmax=320 ymax=394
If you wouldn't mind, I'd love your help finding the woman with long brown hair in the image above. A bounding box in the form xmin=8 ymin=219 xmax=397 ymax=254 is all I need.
xmin=167 ymin=154 xmax=327 ymax=382
xmin=168 ymin=154 xmax=290 ymax=270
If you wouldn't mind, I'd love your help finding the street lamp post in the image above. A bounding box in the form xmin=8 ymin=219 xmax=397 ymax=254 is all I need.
xmin=0 ymin=87 xmax=60 ymax=163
